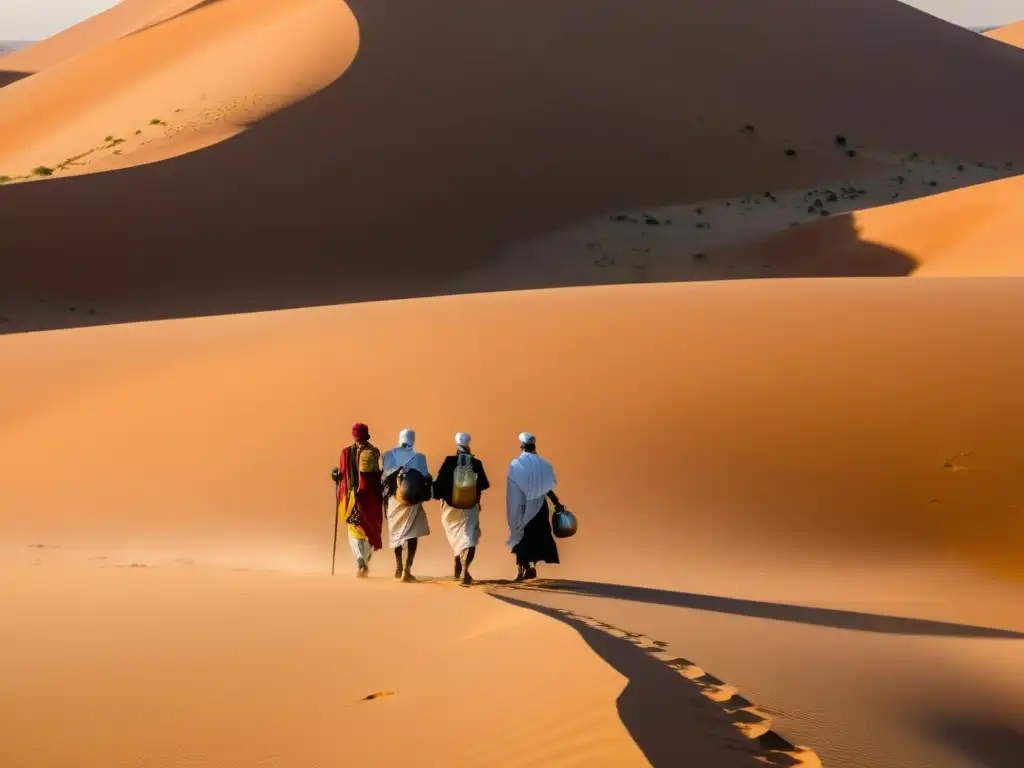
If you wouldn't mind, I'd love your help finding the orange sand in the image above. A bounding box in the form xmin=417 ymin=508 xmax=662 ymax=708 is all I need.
xmin=1 ymin=2 xmax=1023 ymax=767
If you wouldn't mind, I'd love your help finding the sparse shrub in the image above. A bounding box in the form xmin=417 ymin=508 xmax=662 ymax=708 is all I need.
xmin=956 ymin=164 xmax=965 ymax=172
xmin=813 ymin=199 xmax=823 ymax=208
xmin=909 ymin=151 xmax=919 ymax=160
xmin=1006 ymin=161 xmax=1014 ymax=169
xmin=694 ymin=252 xmax=706 ymax=260
xmin=807 ymin=205 xmax=815 ymax=214
xmin=835 ymin=135 xmax=848 ymax=146
xmin=695 ymin=207 xmax=703 ymax=215
xmin=150 ymin=118 xmax=163 ymax=125
xmin=896 ymin=175 xmax=905 ymax=184
xmin=927 ymin=180 xmax=937 ymax=187
xmin=87 ymin=308 xmax=97 ymax=315
xmin=104 ymin=135 xmax=114 ymax=142
xmin=846 ymin=149 xmax=857 ymax=157
xmin=0 ymin=175 xmax=10 ymax=184
xmin=819 ymin=209 xmax=829 ymax=216
xmin=784 ymin=148 xmax=797 ymax=157
xmin=742 ymin=124 xmax=755 ymax=133
xmin=33 ymin=166 xmax=53 ymax=176
xmin=136 ymin=130 xmax=142 ymax=135
xmin=826 ymin=191 xmax=838 ymax=203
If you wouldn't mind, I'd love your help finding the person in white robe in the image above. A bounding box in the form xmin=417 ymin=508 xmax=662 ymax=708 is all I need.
xmin=506 ymin=432 xmax=560 ymax=581
xmin=433 ymin=432 xmax=491 ymax=584
xmin=382 ymin=428 xmax=432 ymax=581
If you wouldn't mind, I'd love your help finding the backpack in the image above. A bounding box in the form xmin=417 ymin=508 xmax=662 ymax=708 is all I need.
xmin=451 ymin=453 xmax=479 ymax=509
xmin=396 ymin=464 xmax=433 ymax=505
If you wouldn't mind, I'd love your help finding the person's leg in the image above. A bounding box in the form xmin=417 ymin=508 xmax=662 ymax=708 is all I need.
xmin=349 ymin=531 xmax=368 ymax=577
xmin=525 ymin=561 xmax=537 ymax=580
xmin=404 ymin=538 xmax=419 ymax=575
xmin=453 ymin=553 xmax=462 ymax=580
xmin=394 ymin=545 xmax=404 ymax=579
xmin=460 ymin=546 xmax=476 ymax=585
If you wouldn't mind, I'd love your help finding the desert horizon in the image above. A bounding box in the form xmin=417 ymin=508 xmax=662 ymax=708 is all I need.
xmin=1 ymin=2 xmax=1022 ymax=767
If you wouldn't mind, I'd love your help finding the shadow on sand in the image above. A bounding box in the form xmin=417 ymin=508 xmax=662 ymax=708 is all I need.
xmin=499 ymin=579 xmax=1024 ymax=639
xmin=490 ymin=592 xmax=769 ymax=767
xmin=0 ymin=70 xmax=32 ymax=88
xmin=921 ymin=714 xmax=1024 ymax=768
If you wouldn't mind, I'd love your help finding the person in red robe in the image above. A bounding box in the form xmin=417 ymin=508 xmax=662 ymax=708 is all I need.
xmin=334 ymin=423 xmax=384 ymax=577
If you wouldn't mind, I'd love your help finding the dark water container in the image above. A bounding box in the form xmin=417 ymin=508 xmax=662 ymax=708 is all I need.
xmin=552 ymin=507 xmax=578 ymax=538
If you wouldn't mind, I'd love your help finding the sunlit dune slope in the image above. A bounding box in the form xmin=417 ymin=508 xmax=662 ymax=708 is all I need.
xmin=1 ymin=280 xmax=1021 ymax=584
xmin=985 ymin=19 xmax=1024 ymax=46
xmin=0 ymin=566 xmax=658 ymax=767
xmin=0 ymin=0 xmax=359 ymax=178
xmin=0 ymin=0 xmax=213 ymax=75
xmin=0 ymin=0 xmax=1022 ymax=326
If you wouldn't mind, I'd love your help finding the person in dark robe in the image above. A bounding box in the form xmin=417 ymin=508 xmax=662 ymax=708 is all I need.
xmin=505 ymin=432 xmax=560 ymax=581
xmin=332 ymin=422 xmax=384 ymax=577
xmin=433 ymin=432 xmax=490 ymax=584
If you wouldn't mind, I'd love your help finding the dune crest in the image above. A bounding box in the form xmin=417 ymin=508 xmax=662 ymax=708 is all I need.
xmin=1 ymin=0 xmax=1024 ymax=332
xmin=0 ymin=0 xmax=358 ymax=180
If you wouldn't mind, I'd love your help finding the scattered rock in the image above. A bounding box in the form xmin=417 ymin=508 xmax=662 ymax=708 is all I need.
xmin=825 ymin=191 xmax=838 ymax=203
xmin=87 ymin=308 xmax=97 ymax=315
xmin=819 ymin=209 xmax=830 ymax=216
xmin=834 ymin=135 xmax=848 ymax=147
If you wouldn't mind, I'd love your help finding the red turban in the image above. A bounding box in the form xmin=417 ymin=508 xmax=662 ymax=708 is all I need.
xmin=352 ymin=423 xmax=370 ymax=441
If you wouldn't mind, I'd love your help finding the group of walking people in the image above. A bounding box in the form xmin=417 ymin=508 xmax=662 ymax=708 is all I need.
xmin=332 ymin=423 xmax=564 ymax=584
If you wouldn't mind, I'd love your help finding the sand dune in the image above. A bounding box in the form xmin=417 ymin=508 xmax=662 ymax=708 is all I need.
xmin=1 ymin=0 xmax=1024 ymax=333
xmin=0 ymin=0 xmax=213 ymax=75
xmin=985 ymin=20 xmax=1024 ymax=46
xmin=0 ymin=564 xmax=670 ymax=767
xmin=0 ymin=0 xmax=358 ymax=181
xmin=4 ymin=1 xmax=1024 ymax=767
xmin=2 ymin=280 xmax=1023 ymax=767
xmin=697 ymin=22 xmax=1024 ymax=278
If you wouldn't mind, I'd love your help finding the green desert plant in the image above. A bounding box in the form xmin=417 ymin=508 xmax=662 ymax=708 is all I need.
xmin=104 ymin=135 xmax=114 ymax=142
xmin=33 ymin=166 xmax=54 ymax=177
xmin=150 ymin=118 xmax=163 ymax=125
xmin=0 ymin=175 xmax=10 ymax=184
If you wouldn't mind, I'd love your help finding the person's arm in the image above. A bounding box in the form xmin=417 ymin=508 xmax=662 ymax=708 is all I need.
xmin=546 ymin=489 xmax=562 ymax=507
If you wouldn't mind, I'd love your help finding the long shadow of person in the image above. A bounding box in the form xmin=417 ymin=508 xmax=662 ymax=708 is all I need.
xmin=491 ymin=593 xmax=791 ymax=767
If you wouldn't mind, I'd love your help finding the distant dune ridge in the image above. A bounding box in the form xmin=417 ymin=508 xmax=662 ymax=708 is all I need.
xmin=1 ymin=4 xmax=1023 ymax=768
xmin=1 ymin=0 xmax=1024 ymax=333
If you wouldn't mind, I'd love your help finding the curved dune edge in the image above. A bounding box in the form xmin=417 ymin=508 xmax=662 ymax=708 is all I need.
xmin=0 ymin=0 xmax=359 ymax=180
xmin=984 ymin=19 xmax=1024 ymax=45
xmin=2 ymin=0 xmax=1024 ymax=331
xmin=700 ymin=20 xmax=1024 ymax=279
xmin=0 ymin=0 xmax=214 ymax=74
xmin=491 ymin=589 xmax=823 ymax=767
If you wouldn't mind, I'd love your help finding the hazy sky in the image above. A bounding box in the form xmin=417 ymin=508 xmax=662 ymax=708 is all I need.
xmin=2 ymin=0 xmax=1022 ymax=41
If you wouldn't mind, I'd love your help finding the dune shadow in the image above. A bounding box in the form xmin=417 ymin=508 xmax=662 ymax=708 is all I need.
xmin=490 ymin=592 xmax=766 ymax=767
xmin=921 ymin=714 xmax=1024 ymax=768
xmin=0 ymin=70 xmax=32 ymax=88
xmin=502 ymin=580 xmax=1024 ymax=639
xmin=0 ymin=0 xmax=1009 ymax=334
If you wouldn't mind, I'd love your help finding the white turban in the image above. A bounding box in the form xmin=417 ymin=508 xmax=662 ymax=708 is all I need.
xmin=455 ymin=432 xmax=471 ymax=447
xmin=518 ymin=432 xmax=536 ymax=446
xmin=399 ymin=428 xmax=415 ymax=447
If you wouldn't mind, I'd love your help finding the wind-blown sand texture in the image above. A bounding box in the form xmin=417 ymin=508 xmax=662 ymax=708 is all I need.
xmin=1 ymin=2 xmax=1023 ymax=767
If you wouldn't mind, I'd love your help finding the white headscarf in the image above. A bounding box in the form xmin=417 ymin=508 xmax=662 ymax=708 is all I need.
xmin=508 ymin=434 xmax=556 ymax=500
xmin=383 ymin=429 xmax=428 ymax=477
xmin=455 ymin=432 xmax=471 ymax=448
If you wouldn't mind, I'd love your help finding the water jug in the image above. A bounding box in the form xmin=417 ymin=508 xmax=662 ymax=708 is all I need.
xmin=451 ymin=453 xmax=479 ymax=509
xmin=552 ymin=507 xmax=578 ymax=538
